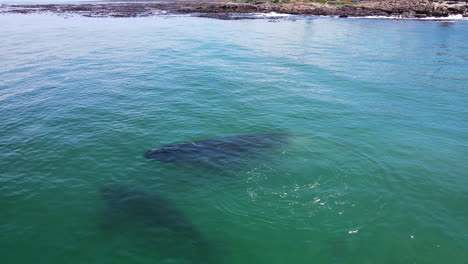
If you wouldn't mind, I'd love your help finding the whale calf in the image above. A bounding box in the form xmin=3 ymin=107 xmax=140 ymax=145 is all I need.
xmin=100 ymin=183 xmax=203 ymax=240
xmin=143 ymin=133 xmax=289 ymax=166
xmin=99 ymin=183 xmax=220 ymax=263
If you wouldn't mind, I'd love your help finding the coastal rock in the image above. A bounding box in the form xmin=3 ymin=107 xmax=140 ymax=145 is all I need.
xmin=183 ymin=0 xmax=467 ymax=18
xmin=0 ymin=0 xmax=467 ymax=19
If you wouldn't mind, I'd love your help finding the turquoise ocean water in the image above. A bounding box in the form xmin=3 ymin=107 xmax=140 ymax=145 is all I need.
xmin=1 ymin=12 xmax=467 ymax=264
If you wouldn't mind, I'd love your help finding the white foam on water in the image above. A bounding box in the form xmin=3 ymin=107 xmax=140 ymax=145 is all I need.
xmin=252 ymin=12 xmax=291 ymax=18
xmin=419 ymin=14 xmax=466 ymax=20
xmin=354 ymin=14 xmax=467 ymax=21
xmin=263 ymin=12 xmax=290 ymax=18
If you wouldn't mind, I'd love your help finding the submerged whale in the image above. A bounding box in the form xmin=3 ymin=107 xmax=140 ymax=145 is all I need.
xmin=99 ymin=184 xmax=220 ymax=263
xmin=99 ymin=184 xmax=203 ymax=240
xmin=143 ymin=133 xmax=289 ymax=165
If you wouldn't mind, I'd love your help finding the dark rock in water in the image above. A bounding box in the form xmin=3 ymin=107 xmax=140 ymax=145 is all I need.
xmin=143 ymin=133 xmax=290 ymax=166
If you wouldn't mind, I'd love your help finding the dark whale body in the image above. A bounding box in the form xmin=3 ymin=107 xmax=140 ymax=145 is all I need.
xmin=99 ymin=184 xmax=220 ymax=263
xmin=99 ymin=184 xmax=203 ymax=240
xmin=143 ymin=133 xmax=289 ymax=165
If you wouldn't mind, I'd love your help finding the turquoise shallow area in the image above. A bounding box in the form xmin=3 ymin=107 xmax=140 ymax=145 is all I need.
xmin=0 ymin=14 xmax=467 ymax=264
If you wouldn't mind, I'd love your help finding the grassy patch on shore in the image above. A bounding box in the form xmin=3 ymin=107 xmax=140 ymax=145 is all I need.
xmin=327 ymin=1 xmax=359 ymax=5
xmin=234 ymin=0 xmax=359 ymax=4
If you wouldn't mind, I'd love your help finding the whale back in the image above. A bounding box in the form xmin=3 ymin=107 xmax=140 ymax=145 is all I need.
xmin=143 ymin=133 xmax=290 ymax=165
xmin=99 ymin=184 xmax=201 ymax=239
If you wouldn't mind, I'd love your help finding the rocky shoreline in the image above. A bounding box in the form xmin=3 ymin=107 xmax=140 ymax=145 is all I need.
xmin=0 ymin=0 xmax=467 ymax=19
xmin=188 ymin=0 xmax=468 ymax=19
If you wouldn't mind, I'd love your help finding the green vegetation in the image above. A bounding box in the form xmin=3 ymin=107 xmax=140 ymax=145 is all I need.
xmin=327 ymin=1 xmax=359 ymax=5
xmin=233 ymin=0 xmax=360 ymax=4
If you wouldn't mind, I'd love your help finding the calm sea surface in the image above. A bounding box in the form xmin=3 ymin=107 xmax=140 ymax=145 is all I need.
xmin=1 ymin=12 xmax=467 ymax=264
